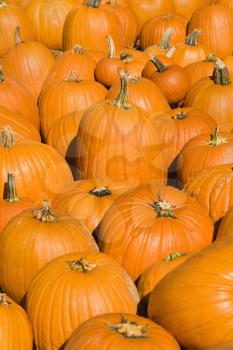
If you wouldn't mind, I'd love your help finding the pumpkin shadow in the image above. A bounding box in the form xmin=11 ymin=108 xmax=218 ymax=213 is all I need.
xmin=65 ymin=136 xmax=78 ymax=180
xmin=167 ymin=156 xmax=183 ymax=190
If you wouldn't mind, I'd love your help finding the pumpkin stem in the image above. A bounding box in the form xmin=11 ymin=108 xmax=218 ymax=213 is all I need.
xmin=151 ymin=194 xmax=177 ymax=219
xmin=172 ymin=112 xmax=186 ymax=120
xmin=151 ymin=57 xmax=167 ymax=72
xmin=165 ymin=46 xmax=176 ymax=58
xmin=32 ymin=200 xmax=57 ymax=222
xmin=213 ymin=59 xmax=231 ymax=85
xmin=119 ymin=52 xmax=133 ymax=63
xmin=86 ymin=0 xmax=102 ymax=8
xmin=64 ymin=70 xmax=81 ymax=82
xmin=164 ymin=252 xmax=187 ymax=262
xmin=0 ymin=70 xmax=4 ymax=82
xmin=206 ymin=53 xmax=217 ymax=62
xmin=107 ymin=315 xmax=147 ymax=339
xmin=51 ymin=49 xmax=63 ymax=58
xmin=0 ymin=293 xmax=11 ymax=306
xmin=14 ymin=26 xmax=23 ymax=45
xmin=0 ymin=126 xmax=16 ymax=148
xmin=0 ymin=2 xmax=7 ymax=8
xmin=106 ymin=35 xmax=116 ymax=58
xmin=185 ymin=29 xmax=201 ymax=46
xmin=67 ymin=257 xmax=97 ymax=272
xmin=89 ymin=186 xmax=112 ymax=197
xmin=109 ymin=0 xmax=117 ymax=6
xmin=208 ymin=127 xmax=229 ymax=146
xmin=6 ymin=173 xmax=19 ymax=202
xmin=71 ymin=45 xmax=86 ymax=54
xmin=113 ymin=69 xmax=130 ymax=109
xmin=159 ymin=27 xmax=174 ymax=49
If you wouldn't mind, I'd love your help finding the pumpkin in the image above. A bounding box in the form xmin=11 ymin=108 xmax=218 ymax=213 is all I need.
xmin=62 ymin=0 xmax=123 ymax=53
xmin=187 ymin=1 xmax=233 ymax=58
xmin=140 ymin=13 xmax=187 ymax=50
xmin=98 ymin=185 xmax=214 ymax=281
xmin=0 ymin=126 xmax=73 ymax=202
xmin=0 ymin=70 xmax=40 ymax=129
xmin=0 ymin=1 xmax=33 ymax=57
xmin=0 ymin=292 xmax=33 ymax=349
xmin=0 ymin=200 xmax=98 ymax=303
xmin=223 ymin=53 xmax=233 ymax=78
xmin=184 ymin=60 xmax=233 ymax=131
xmin=137 ymin=252 xmax=190 ymax=300
xmin=184 ymin=54 xmax=216 ymax=87
xmin=39 ymin=70 xmax=107 ymax=139
xmin=174 ymin=0 xmax=208 ymax=20
xmin=152 ymin=108 xmax=217 ymax=170
xmin=106 ymin=72 xmax=170 ymax=117
xmin=75 ymin=70 xmax=167 ymax=186
xmin=148 ymin=237 xmax=233 ymax=349
xmin=184 ymin=164 xmax=233 ymax=223
xmin=171 ymin=29 xmax=208 ymax=67
xmin=4 ymin=0 xmax=31 ymax=8
xmin=177 ymin=127 xmax=233 ymax=185
xmin=117 ymin=48 xmax=149 ymax=76
xmin=26 ymin=0 xmax=76 ymax=50
xmin=26 ymin=251 xmax=139 ymax=350
xmin=0 ymin=106 xmax=41 ymax=142
xmin=0 ymin=172 xmax=33 ymax=233
xmin=150 ymin=57 xmax=190 ymax=105
xmin=143 ymin=27 xmax=174 ymax=58
xmin=53 ymin=179 xmax=132 ymax=233
xmin=217 ymin=205 xmax=233 ymax=239
xmin=142 ymin=54 xmax=174 ymax=79
xmin=64 ymin=313 xmax=181 ymax=350
xmin=2 ymin=26 xmax=55 ymax=100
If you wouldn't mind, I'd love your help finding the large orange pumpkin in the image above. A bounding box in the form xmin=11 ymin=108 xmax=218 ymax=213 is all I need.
xmin=26 ymin=251 xmax=139 ymax=350
xmin=64 ymin=313 xmax=181 ymax=350
xmin=75 ymin=70 xmax=167 ymax=186
xmin=174 ymin=0 xmax=208 ymax=20
xmin=98 ymin=185 xmax=214 ymax=281
xmin=217 ymin=205 xmax=233 ymax=239
xmin=148 ymin=237 xmax=233 ymax=349
xmin=184 ymin=54 xmax=216 ymax=87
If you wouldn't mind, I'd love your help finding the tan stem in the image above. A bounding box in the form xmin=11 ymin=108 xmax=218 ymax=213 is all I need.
xmin=86 ymin=0 xmax=102 ymax=7
xmin=67 ymin=257 xmax=97 ymax=272
xmin=213 ymin=59 xmax=231 ymax=85
xmin=206 ymin=53 xmax=217 ymax=62
xmin=165 ymin=46 xmax=176 ymax=58
xmin=6 ymin=173 xmax=19 ymax=202
xmin=0 ymin=126 xmax=16 ymax=148
xmin=71 ymin=45 xmax=86 ymax=54
xmin=14 ymin=26 xmax=23 ymax=45
xmin=112 ymin=69 xmax=130 ymax=109
xmin=64 ymin=70 xmax=81 ymax=82
xmin=32 ymin=200 xmax=57 ymax=222
xmin=151 ymin=57 xmax=167 ymax=72
xmin=159 ymin=27 xmax=174 ymax=49
xmin=151 ymin=194 xmax=177 ymax=219
xmin=0 ymin=1 xmax=7 ymax=8
xmin=90 ymin=186 xmax=112 ymax=197
xmin=208 ymin=127 xmax=229 ymax=146
xmin=0 ymin=293 xmax=11 ymax=306
xmin=164 ymin=252 xmax=187 ymax=262
xmin=185 ymin=29 xmax=201 ymax=46
xmin=107 ymin=315 xmax=147 ymax=339
xmin=106 ymin=35 xmax=115 ymax=58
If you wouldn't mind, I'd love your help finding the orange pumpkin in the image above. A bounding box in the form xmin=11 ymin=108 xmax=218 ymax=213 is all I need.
xmin=2 ymin=27 xmax=55 ymax=100
xmin=53 ymin=179 xmax=132 ymax=233
xmin=223 ymin=53 xmax=233 ymax=78
xmin=217 ymin=205 xmax=233 ymax=239
xmin=98 ymin=185 xmax=214 ymax=281
xmin=143 ymin=27 xmax=174 ymax=58
xmin=64 ymin=313 xmax=181 ymax=350
xmin=142 ymin=54 xmax=174 ymax=79
xmin=26 ymin=252 xmax=139 ymax=350
xmin=174 ymin=0 xmax=209 ymax=20
xmin=0 ymin=292 xmax=33 ymax=349
xmin=184 ymin=54 xmax=216 ymax=87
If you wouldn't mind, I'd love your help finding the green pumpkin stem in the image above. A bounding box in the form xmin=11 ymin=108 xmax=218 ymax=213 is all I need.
xmin=64 ymin=70 xmax=81 ymax=82
xmin=14 ymin=26 xmax=23 ymax=45
xmin=67 ymin=257 xmax=97 ymax=272
xmin=206 ymin=53 xmax=217 ymax=62
xmin=0 ymin=126 xmax=16 ymax=148
xmin=213 ymin=59 xmax=231 ymax=85
xmin=107 ymin=35 xmax=116 ymax=58
xmin=159 ymin=27 xmax=174 ymax=49
xmin=86 ymin=0 xmax=102 ymax=8
xmin=185 ymin=29 xmax=201 ymax=46
xmin=90 ymin=186 xmax=112 ymax=197
xmin=113 ymin=69 xmax=130 ymax=109
xmin=151 ymin=57 xmax=167 ymax=72
xmin=32 ymin=200 xmax=57 ymax=222
xmin=0 ymin=293 xmax=11 ymax=306
xmin=208 ymin=127 xmax=229 ymax=146
xmin=151 ymin=194 xmax=177 ymax=219
xmin=164 ymin=252 xmax=187 ymax=262
xmin=107 ymin=315 xmax=147 ymax=339
xmin=6 ymin=173 xmax=19 ymax=202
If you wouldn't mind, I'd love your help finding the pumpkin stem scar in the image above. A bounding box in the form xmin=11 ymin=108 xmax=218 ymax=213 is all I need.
xmin=151 ymin=194 xmax=177 ymax=219
xmin=32 ymin=200 xmax=57 ymax=222
xmin=107 ymin=315 xmax=148 ymax=338
xmin=66 ymin=257 xmax=97 ymax=272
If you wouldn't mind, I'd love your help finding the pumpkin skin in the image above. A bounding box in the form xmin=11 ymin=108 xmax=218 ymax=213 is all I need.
xmin=140 ymin=13 xmax=187 ymax=50
xmin=26 ymin=252 xmax=139 ymax=350
xmin=64 ymin=313 xmax=181 ymax=350
xmin=98 ymin=185 xmax=214 ymax=281
xmin=0 ymin=293 xmax=33 ymax=350
xmin=187 ymin=2 xmax=233 ymax=58
xmin=223 ymin=54 xmax=233 ymax=78
xmin=0 ymin=200 xmax=98 ymax=303
xmin=184 ymin=61 xmax=233 ymax=131
xmin=2 ymin=27 xmax=55 ymax=101
xmin=0 ymin=127 xmax=74 ymax=202
xmin=142 ymin=55 xmax=174 ymax=79
xmin=4 ymin=0 xmax=31 ymax=8
xmin=174 ymin=0 xmax=208 ymax=21
xmin=184 ymin=57 xmax=215 ymax=87
xmin=62 ymin=1 xmax=123 ymax=54
xmin=26 ymin=0 xmax=76 ymax=50
xmin=39 ymin=71 xmax=107 ymax=138
xmin=106 ymin=75 xmax=170 ymax=117
xmin=177 ymin=128 xmax=233 ymax=185
xmin=184 ymin=164 xmax=233 ymax=223
xmin=0 ymin=72 xmax=40 ymax=129
xmin=53 ymin=179 xmax=132 ymax=233
xmin=217 ymin=205 xmax=233 ymax=239
xmin=137 ymin=252 xmax=190 ymax=300
xmin=148 ymin=237 xmax=233 ymax=349
xmin=0 ymin=1 xmax=33 ymax=57
xmin=75 ymin=72 xmax=167 ymax=187
xmin=152 ymin=108 xmax=217 ymax=169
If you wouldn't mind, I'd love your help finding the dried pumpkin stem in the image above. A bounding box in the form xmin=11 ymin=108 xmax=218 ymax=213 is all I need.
xmin=86 ymin=0 xmax=102 ymax=7
xmin=185 ymin=29 xmax=201 ymax=46
xmin=6 ymin=173 xmax=19 ymax=202
xmin=67 ymin=257 xmax=97 ymax=272
xmin=14 ymin=26 xmax=23 ymax=45
xmin=64 ymin=70 xmax=81 ymax=82
xmin=107 ymin=315 xmax=147 ymax=339
xmin=213 ymin=59 xmax=231 ymax=85
xmin=151 ymin=57 xmax=167 ymax=72
xmin=113 ymin=69 xmax=130 ymax=109
xmin=89 ymin=186 xmax=112 ymax=197
xmin=172 ymin=112 xmax=186 ymax=120
xmin=0 ymin=293 xmax=11 ymax=306
xmin=206 ymin=53 xmax=217 ymax=62
xmin=151 ymin=195 xmax=177 ymax=219
xmin=159 ymin=27 xmax=174 ymax=49
xmin=164 ymin=252 xmax=187 ymax=262
xmin=32 ymin=200 xmax=57 ymax=222
xmin=51 ymin=49 xmax=63 ymax=58
xmin=72 ymin=45 xmax=86 ymax=54
xmin=0 ymin=70 xmax=4 ymax=82
xmin=107 ymin=35 xmax=116 ymax=58
xmin=208 ymin=127 xmax=229 ymax=146
xmin=0 ymin=1 xmax=7 ymax=8
xmin=0 ymin=126 xmax=16 ymax=148
xmin=119 ymin=52 xmax=133 ymax=63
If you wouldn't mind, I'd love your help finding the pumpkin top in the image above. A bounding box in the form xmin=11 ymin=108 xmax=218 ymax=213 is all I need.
xmin=71 ymin=45 xmax=86 ymax=55
xmin=185 ymin=29 xmax=201 ymax=46
xmin=151 ymin=57 xmax=167 ymax=72
xmin=67 ymin=257 xmax=97 ymax=272
xmin=112 ymin=69 xmax=131 ymax=109
xmin=106 ymin=35 xmax=116 ymax=58
xmin=0 ymin=70 xmax=4 ymax=82
xmin=151 ymin=195 xmax=177 ymax=219
xmin=213 ymin=59 xmax=231 ymax=85
xmin=6 ymin=173 xmax=19 ymax=203
xmin=64 ymin=70 xmax=81 ymax=83
xmin=32 ymin=200 xmax=57 ymax=223
xmin=107 ymin=315 xmax=147 ymax=339
xmin=208 ymin=127 xmax=229 ymax=147
xmin=85 ymin=0 xmax=102 ymax=8
xmin=159 ymin=27 xmax=174 ymax=50
xmin=171 ymin=111 xmax=186 ymax=120
xmin=0 ymin=293 xmax=11 ymax=306
xmin=0 ymin=1 xmax=7 ymax=8
xmin=164 ymin=252 xmax=187 ymax=262
xmin=89 ymin=186 xmax=112 ymax=197
xmin=0 ymin=126 xmax=16 ymax=148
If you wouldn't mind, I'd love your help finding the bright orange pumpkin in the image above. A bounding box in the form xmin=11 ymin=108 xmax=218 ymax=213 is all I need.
xmin=217 ymin=205 xmax=233 ymax=239
xmin=184 ymin=54 xmax=216 ymax=87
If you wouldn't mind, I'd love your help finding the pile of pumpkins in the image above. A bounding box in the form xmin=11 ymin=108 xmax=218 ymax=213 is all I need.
xmin=1 ymin=0 xmax=233 ymax=349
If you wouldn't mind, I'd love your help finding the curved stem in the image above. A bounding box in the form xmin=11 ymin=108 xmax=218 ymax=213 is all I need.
xmin=32 ymin=200 xmax=57 ymax=222
xmin=164 ymin=252 xmax=187 ymax=262
xmin=208 ymin=127 xmax=229 ymax=147
xmin=0 ymin=126 xmax=16 ymax=148
xmin=113 ymin=69 xmax=130 ymax=109
xmin=151 ymin=57 xmax=167 ymax=72
xmin=0 ymin=293 xmax=11 ymax=306
xmin=206 ymin=53 xmax=217 ymax=62
xmin=6 ymin=173 xmax=19 ymax=202
xmin=159 ymin=27 xmax=174 ymax=49
xmin=90 ymin=186 xmax=112 ymax=197
xmin=67 ymin=257 xmax=97 ymax=272
xmin=106 ymin=35 xmax=115 ymax=58
xmin=14 ymin=26 xmax=23 ymax=45
xmin=185 ymin=29 xmax=201 ymax=46
xmin=213 ymin=59 xmax=231 ymax=85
